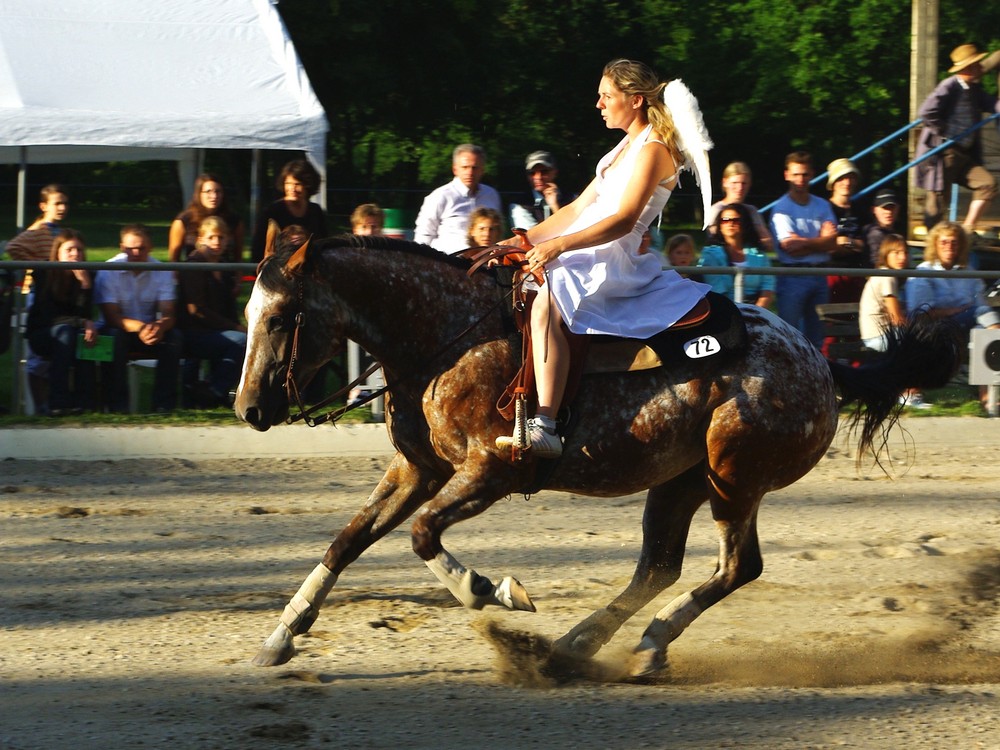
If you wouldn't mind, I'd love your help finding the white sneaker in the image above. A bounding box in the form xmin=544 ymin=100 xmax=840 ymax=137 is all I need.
xmin=496 ymin=417 xmax=563 ymax=458
xmin=899 ymin=393 xmax=932 ymax=409
xmin=526 ymin=417 xmax=563 ymax=458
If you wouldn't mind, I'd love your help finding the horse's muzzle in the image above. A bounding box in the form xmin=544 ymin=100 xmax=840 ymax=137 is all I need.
xmin=235 ymin=371 xmax=290 ymax=431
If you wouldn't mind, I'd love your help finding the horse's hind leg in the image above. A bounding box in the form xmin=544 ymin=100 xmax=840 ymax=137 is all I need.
xmin=253 ymin=453 xmax=440 ymax=667
xmin=628 ymin=481 xmax=764 ymax=679
xmin=554 ymin=464 xmax=709 ymax=658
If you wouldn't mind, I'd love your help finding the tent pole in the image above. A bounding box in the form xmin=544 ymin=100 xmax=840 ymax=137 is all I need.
xmin=250 ymin=149 xmax=262 ymax=242
xmin=16 ymin=147 xmax=28 ymax=231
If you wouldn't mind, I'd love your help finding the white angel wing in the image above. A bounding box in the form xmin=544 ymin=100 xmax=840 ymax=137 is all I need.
xmin=663 ymin=79 xmax=714 ymax=228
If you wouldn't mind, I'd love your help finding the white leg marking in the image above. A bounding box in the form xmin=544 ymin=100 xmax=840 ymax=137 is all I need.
xmin=426 ymin=551 xmax=535 ymax=612
xmin=636 ymin=591 xmax=703 ymax=655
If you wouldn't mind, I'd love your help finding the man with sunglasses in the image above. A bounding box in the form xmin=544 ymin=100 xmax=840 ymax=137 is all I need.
xmin=95 ymin=224 xmax=181 ymax=413
xmin=509 ymin=150 xmax=572 ymax=231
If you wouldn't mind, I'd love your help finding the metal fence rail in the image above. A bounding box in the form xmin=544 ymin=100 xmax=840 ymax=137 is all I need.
xmin=5 ymin=260 xmax=999 ymax=415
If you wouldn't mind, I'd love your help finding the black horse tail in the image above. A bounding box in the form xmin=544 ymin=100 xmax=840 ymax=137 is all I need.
xmin=828 ymin=313 xmax=962 ymax=460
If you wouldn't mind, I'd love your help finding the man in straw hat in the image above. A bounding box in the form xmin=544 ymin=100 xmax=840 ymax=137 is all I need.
xmin=916 ymin=43 xmax=1000 ymax=234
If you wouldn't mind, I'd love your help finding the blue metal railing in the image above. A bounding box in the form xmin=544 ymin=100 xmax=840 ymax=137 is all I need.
xmin=759 ymin=113 xmax=1000 ymax=213
xmin=854 ymin=113 xmax=1000 ymax=199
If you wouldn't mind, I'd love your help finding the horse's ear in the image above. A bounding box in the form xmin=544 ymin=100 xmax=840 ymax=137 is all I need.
xmin=264 ymin=220 xmax=280 ymax=259
xmin=285 ymin=237 xmax=313 ymax=275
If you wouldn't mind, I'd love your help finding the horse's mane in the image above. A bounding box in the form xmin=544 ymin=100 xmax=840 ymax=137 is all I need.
xmin=316 ymin=234 xmax=475 ymax=271
xmin=257 ymin=233 xmax=483 ymax=291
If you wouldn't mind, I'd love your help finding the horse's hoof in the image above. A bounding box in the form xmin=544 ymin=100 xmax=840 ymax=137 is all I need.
xmin=553 ymin=609 xmax=619 ymax=658
xmin=497 ymin=576 xmax=536 ymax=612
xmin=251 ymin=645 xmax=295 ymax=667
xmin=251 ymin=625 xmax=296 ymax=667
xmin=628 ymin=645 xmax=669 ymax=682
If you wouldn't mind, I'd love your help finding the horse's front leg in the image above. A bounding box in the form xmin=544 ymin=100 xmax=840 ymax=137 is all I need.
xmin=253 ymin=453 xmax=441 ymax=667
xmin=411 ymin=458 xmax=535 ymax=612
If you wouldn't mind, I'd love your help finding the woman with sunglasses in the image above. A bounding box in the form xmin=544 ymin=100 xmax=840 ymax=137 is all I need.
xmin=168 ymin=173 xmax=245 ymax=262
xmin=696 ymin=203 xmax=774 ymax=308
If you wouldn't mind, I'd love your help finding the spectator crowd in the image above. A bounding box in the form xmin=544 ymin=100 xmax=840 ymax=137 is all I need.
xmin=4 ymin=43 xmax=1000 ymax=416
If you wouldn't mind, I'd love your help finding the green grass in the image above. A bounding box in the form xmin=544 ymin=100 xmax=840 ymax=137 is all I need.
xmin=899 ymin=382 xmax=990 ymax=417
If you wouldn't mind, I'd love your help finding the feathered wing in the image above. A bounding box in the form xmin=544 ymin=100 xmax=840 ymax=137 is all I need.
xmin=663 ymin=79 xmax=714 ymax=228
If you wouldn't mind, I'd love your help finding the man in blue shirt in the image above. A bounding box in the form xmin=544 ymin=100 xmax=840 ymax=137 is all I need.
xmin=769 ymin=151 xmax=839 ymax=348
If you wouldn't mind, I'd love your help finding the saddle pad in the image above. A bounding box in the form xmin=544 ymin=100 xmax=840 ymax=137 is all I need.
xmin=586 ymin=293 xmax=747 ymax=374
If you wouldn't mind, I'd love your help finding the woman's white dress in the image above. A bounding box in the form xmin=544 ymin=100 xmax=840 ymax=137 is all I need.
xmin=547 ymin=124 xmax=710 ymax=338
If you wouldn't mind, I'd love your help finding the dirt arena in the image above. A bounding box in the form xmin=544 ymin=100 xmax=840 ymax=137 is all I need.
xmin=1 ymin=418 xmax=998 ymax=749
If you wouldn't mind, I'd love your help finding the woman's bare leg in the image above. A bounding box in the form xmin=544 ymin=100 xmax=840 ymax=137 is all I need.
xmin=531 ymin=290 xmax=570 ymax=418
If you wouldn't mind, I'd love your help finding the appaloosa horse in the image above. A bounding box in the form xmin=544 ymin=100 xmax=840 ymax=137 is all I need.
xmin=235 ymin=231 xmax=958 ymax=679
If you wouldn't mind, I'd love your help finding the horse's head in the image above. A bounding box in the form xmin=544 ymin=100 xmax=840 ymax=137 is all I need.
xmin=235 ymin=222 xmax=341 ymax=430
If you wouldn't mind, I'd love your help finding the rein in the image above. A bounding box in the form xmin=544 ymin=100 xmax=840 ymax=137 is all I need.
xmin=282 ymin=270 xmax=514 ymax=428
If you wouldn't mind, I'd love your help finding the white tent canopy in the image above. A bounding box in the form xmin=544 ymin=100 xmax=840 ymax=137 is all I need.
xmin=0 ymin=0 xmax=328 ymax=226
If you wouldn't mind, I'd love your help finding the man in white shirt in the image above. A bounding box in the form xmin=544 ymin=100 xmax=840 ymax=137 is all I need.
xmin=94 ymin=224 xmax=181 ymax=412
xmin=413 ymin=144 xmax=502 ymax=254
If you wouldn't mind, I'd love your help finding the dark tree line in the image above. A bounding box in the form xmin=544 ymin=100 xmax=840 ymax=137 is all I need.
xmin=2 ymin=1 xmax=996 ymax=234
xmin=275 ymin=0 xmax=999 ymax=225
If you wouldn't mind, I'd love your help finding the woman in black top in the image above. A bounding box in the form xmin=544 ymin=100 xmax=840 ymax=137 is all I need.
xmin=250 ymin=159 xmax=328 ymax=262
xmin=177 ymin=216 xmax=248 ymax=407
xmin=26 ymin=229 xmax=97 ymax=414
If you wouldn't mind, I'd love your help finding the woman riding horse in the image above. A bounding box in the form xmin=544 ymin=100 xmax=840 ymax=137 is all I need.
xmin=234 ymin=64 xmax=961 ymax=682
xmin=505 ymin=59 xmax=713 ymax=458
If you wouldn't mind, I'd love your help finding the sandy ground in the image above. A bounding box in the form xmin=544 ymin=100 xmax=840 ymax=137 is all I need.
xmin=1 ymin=417 xmax=998 ymax=749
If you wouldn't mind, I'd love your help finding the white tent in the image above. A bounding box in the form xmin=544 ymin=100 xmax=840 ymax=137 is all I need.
xmin=0 ymin=0 xmax=328 ymax=226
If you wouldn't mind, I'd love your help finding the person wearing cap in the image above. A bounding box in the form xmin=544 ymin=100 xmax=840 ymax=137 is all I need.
xmin=862 ymin=190 xmax=903 ymax=268
xmin=509 ymin=150 xmax=572 ymax=230
xmin=916 ymin=43 xmax=1000 ymax=233
xmin=825 ymin=158 xmax=870 ymax=304
xmin=769 ymin=151 xmax=839 ymax=349
xmin=413 ymin=143 xmax=503 ymax=254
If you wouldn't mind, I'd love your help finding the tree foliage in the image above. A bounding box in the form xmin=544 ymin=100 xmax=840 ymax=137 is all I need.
xmin=274 ymin=0 xmax=999 ymax=223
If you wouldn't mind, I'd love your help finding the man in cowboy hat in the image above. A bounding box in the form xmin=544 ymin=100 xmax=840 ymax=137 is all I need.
xmin=916 ymin=43 xmax=1000 ymax=233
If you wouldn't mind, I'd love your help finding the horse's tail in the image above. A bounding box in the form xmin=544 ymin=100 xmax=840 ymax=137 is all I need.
xmin=828 ymin=313 xmax=962 ymax=460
